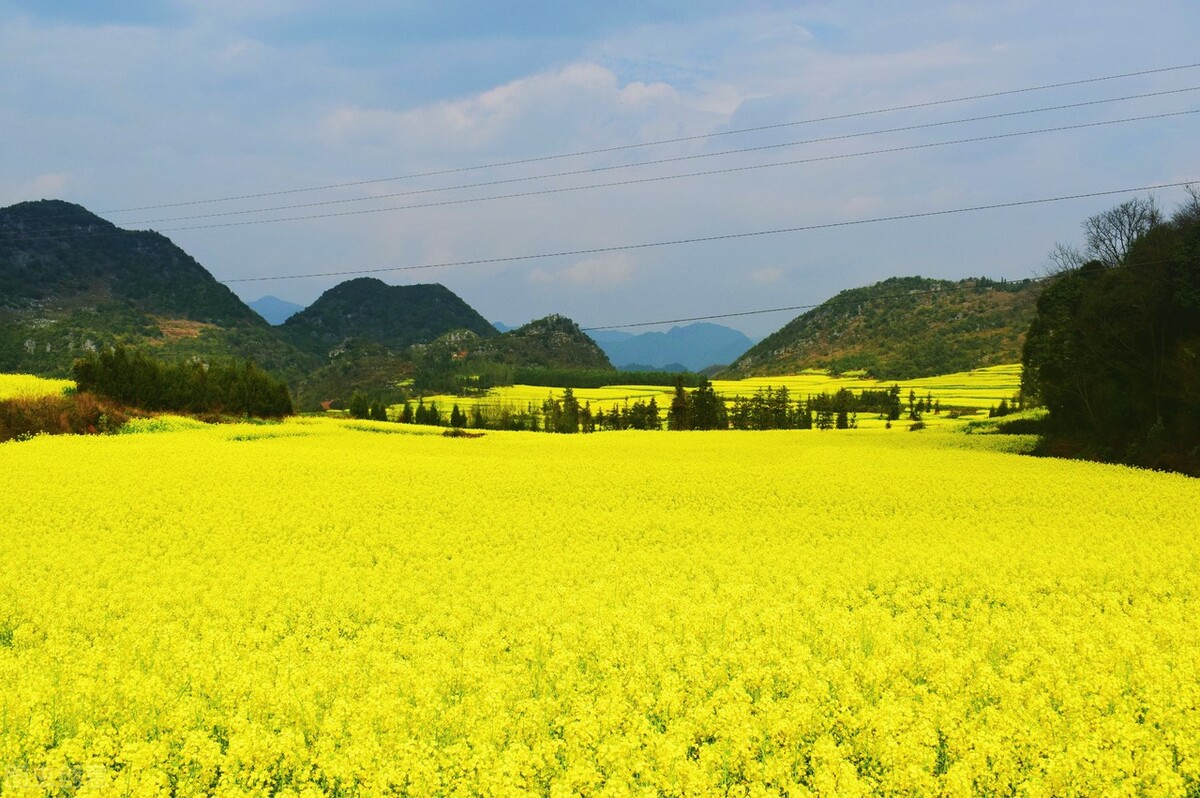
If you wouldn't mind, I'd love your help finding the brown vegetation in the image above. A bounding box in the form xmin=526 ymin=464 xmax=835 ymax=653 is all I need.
xmin=153 ymin=317 xmax=217 ymax=341
xmin=0 ymin=392 xmax=129 ymax=443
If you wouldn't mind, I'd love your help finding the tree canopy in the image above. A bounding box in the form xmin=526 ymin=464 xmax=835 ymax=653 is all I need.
xmin=1022 ymin=191 xmax=1200 ymax=473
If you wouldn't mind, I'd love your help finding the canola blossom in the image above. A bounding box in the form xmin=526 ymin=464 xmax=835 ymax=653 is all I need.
xmin=2 ymin=417 xmax=1199 ymax=795
xmin=421 ymin=364 xmax=1023 ymax=422
xmin=0 ymin=374 xmax=74 ymax=401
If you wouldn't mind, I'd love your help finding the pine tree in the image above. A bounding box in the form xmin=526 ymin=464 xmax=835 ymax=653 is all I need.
xmin=669 ymin=376 xmax=690 ymax=431
xmin=349 ymin=391 xmax=370 ymax=420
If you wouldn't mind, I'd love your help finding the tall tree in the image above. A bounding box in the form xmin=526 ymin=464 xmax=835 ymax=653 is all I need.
xmin=669 ymin=376 xmax=690 ymax=431
xmin=1023 ymin=193 xmax=1200 ymax=472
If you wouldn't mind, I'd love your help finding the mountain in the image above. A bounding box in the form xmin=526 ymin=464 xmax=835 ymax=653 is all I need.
xmin=249 ymin=295 xmax=305 ymax=325
xmin=279 ymin=277 xmax=498 ymax=357
xmin=598 ymin=323 xmax=753 ymax=371
xmin=724 ymin=276 xmax=1043 ymax=380
xmin=467 ymin=314 xmax=613 ymax=370
xmin=0 ymin=199 xmax=313 ymax=377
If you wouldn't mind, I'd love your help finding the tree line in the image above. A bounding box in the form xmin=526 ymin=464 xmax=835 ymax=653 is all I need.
xmin=360 ymin=376 xmax=945 ymax=434
xmin=73 ymin=346 xmax=294 ymax=418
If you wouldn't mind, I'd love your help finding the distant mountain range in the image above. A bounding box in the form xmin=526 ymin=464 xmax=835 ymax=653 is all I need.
xmin=594 ymin=323 xmax=754 ymax=372
xmin=249 ymin=295 xmax=305 ymax=325
xmin=725 ymin=275 xmax=1043 ymax=380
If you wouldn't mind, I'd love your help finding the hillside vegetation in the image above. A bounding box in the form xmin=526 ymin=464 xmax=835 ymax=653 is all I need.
xmin=0 ymin=200 xmax=316 ymax=379
xmin=409 ymin=314 xmax=614 ymax=395
xmin=0 ymin=201 xmax=613 ymax=409
xmin=279 ymin=277 xmax=498 ymax=356
xmin=726 ymin=276 xmax=1042 ymax=380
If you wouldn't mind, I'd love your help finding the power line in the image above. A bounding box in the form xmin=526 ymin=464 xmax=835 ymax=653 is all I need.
xmin=583 ymin=284 xmax=1035 ymax=331
xmin=579 ymin=254 xmax=1186 ymax=330
xmin=13 ymin=105 xmax=1197 ymax=241
xmin=139 ymin=110 xmax=1200 ymax=232
xmin=217 ymin=179 xmax=1198 ymax=283
xmin=97 ymin=61 xmax=1200 ymax=214
xmin=114 ymin=85 xmax=1200 ymax=227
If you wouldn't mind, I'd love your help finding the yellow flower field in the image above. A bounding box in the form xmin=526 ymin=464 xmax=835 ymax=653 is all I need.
xmin=0 ymin=374 xmax=74 ymax=401
xmin=2 ymin=417 xmax=1199 ymax=795
xmin=420 ymin=364 xmax=1022 ymax=422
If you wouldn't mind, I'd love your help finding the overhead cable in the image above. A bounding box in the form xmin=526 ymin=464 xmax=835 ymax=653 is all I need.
xmin=97 ymin=61 xmax=1200 ymax=214
xmin=216 ymin=179 xmax=1198 ymax=283
xmin=116 ymin=86 xmax=1200 ymax=227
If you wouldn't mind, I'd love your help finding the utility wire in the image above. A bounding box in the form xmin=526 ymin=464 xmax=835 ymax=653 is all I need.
xmin=12 ymin=105 xmax=1197 ymax=241
xmin=579 ymin=253 xmax=1190 ymax=330
xmin=142 ymin=110 xmax=1200 ymax=231
xmin=216 ymin=179 xmax=1197 ymax=283
xmin=111 ymin=85 xmax=1200 ymax=227
xmin=97 ymin=61 xmax=1200 ymax=214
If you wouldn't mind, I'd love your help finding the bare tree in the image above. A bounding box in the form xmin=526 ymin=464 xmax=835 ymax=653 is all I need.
xmin=1082 ymin=195 xmax=1162 ymax=267
xmin=1045 ymin=241 xmax=1086 ymax=275
xmin=1171 ymin=183 xmax=1200 ymax=227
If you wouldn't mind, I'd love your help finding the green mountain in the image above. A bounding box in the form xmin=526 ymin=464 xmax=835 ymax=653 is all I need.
xmin=0 ymin=199 xmax=314 ymax=377
xmin=0 ymin=200 xmax=616 ymax=409
xmin=468 ymin=314 xmax=612 ymax=370
xmin=407 ymin=314 xmax=614 ymax=395
xmin=279 ymin=277 xmax=498 ymax=357
xmin=725 ymin=276 xmax=1043 ymax=379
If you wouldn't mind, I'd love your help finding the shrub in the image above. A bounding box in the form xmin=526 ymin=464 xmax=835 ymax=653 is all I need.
xmin=0 ymin=393 xmax=129 ymax=443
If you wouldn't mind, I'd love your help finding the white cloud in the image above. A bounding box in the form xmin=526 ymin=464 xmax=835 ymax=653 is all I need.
xmin=318 ymin=61 xmax=723 ymax=157
xmin=751 ymin=267 xmax=784 ymax=284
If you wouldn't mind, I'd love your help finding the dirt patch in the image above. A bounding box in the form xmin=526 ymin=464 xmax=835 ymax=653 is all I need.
xmin=154 ymin=317 xmax=217 ymax=341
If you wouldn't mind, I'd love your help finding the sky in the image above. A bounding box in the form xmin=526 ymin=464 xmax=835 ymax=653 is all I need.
xmin=2 ymin=1 xmax=1198 ymax=337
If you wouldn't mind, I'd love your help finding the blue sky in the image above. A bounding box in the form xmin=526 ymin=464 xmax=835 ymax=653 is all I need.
xmin=2 ymin=1 xmax=1198 ymax=336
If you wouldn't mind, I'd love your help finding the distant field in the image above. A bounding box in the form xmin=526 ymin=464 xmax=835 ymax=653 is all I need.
xmin=0 ymin=374 xmax=74 ymax=400
xmin=2 ymin=416 xmax=1199 ymax=794
xmin=416 ymin=364 xmax=1022 ymax=420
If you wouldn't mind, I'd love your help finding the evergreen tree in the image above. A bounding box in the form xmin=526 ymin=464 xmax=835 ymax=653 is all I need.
xmin=669 ymin=376 xmax=690 ymax=431
xmin=887 ymin=385 xmax=902 ymax=421
xmin=348 ymin=391 xmax=370 ymax=419
xmin=560 ymin=388 xmax=581 ymax=433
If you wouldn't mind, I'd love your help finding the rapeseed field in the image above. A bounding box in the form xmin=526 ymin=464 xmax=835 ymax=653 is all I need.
xmin=0 ymin=374 xmax=74 ymax=401
xmin=421 ymin=364 xmax=1022 ymax=424
xmin=2 ymin=417 xmax=1199 ymax=795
